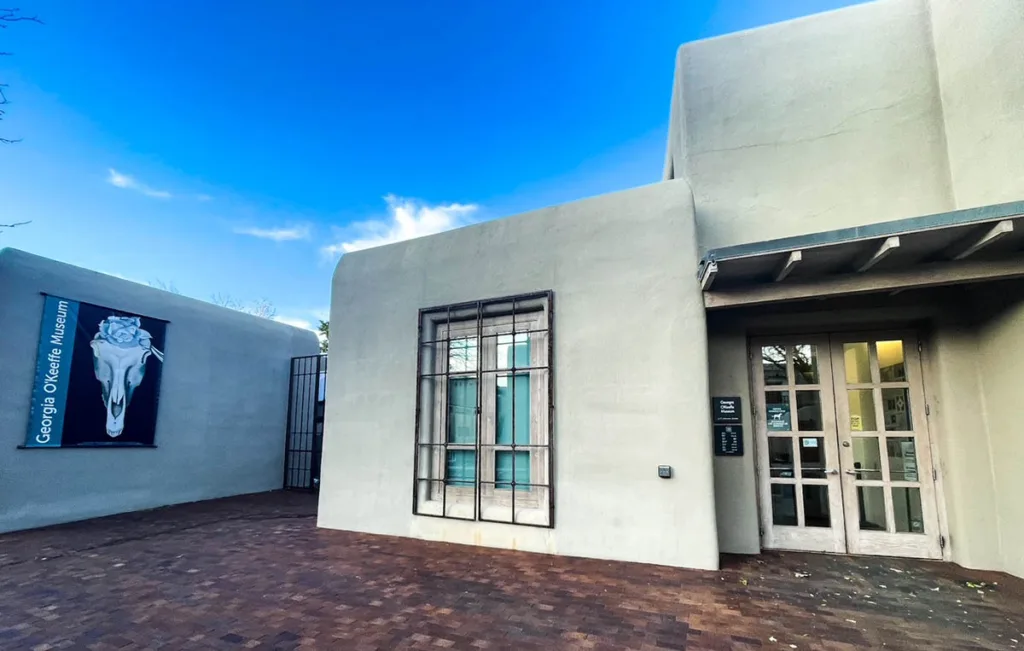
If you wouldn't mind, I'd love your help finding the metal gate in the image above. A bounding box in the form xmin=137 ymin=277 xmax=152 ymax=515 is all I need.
xmin=284 ymin=354 xmax=327 ymax=491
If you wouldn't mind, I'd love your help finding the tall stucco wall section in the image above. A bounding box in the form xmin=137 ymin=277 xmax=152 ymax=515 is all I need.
xmin=319 ymin=179 xmax=720 ymax=570
xmin=705 ymin=325 xmax=759 ymax=554
xmin=929 ymin=0 xmax=1024 ymax=208
xmin=925 ymin=320 xmax=1000 ymax=571
xmin=0 ymin=248 xmax=320 ymax=533
xmin=674 ymin=0 xmax=955 ymax=252
xmin=973 ymin=287 xmax=1024 ymax=579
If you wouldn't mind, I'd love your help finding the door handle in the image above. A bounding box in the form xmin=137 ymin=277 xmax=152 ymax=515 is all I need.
xmin=844 ymin=469 xmax=857 ymax=476
xmin=825 ymin=469 xmax=839 ymax=475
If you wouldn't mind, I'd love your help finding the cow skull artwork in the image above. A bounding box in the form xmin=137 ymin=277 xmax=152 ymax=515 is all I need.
xmin=90 ymin=316 xmax=164 ymax=437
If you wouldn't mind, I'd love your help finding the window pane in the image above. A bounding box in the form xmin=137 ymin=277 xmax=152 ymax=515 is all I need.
xmin=887 ymin=437 xmax=919 ymax=482
xmin=771 ymin=484 xmax=798 ymax=526
xmin=803 ymin=485 xmax=831 ymax=528
xmin=446 ymin=450 xmax=476 ymax=487
xmin=497 ymin=333 xmax=530 ymax=370
xmin=844 ymin=343 xmax=872 ymax=384
xmin=848 ymin=389 xmax=878 ymax=431
xmin=877 ymin=340 xmax=907 ymax=382
xmin=796 ymin=391 xmax=823 ymax=431
xmin=496 ymin=374 xmax=530 ymax=445
xmin=882 ymin=387 xmax=912 ymax=431
xmin=766 ymin=391 xmax=792 ymax=431
xmin=448 ymin=337 xmax=478 ymax=372
xmin=892 ymin=487 xmax=925 ymax=533
xmin=852 ymin=436 xmax=883 ymax=480
xmin=448 ymin=378 xmax=477 ymax=444
xmin=793 ymin=345 xmax=820 ymax=384
xmin=768 ymin=437 xmax=794 ymax=478
xmin=799 ymin=437 xmax=826 ymax=478
xmin=496 ymin=451 xmax=530 ymax=490
xmin=762 ymin=346 xmax=788 ymax=385
xmin=857 ymin=486 xmax=887 ymax=531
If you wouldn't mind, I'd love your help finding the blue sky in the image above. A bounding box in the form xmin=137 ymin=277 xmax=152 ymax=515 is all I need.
xmin=0 ymin=0 xmax=864 ymax=331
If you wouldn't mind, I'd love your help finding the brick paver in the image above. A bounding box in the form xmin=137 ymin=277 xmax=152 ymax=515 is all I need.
xmin=1 ymin=491 xmax=1021 ymax=650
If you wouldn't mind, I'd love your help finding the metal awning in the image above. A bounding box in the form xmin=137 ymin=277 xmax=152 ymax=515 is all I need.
xmin=699 ymin=200 xmax=1024 ymax=309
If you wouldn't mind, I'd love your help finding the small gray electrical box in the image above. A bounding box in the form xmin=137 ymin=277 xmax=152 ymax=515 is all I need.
xmin=657 ymin=465 xmax=672 ymax=479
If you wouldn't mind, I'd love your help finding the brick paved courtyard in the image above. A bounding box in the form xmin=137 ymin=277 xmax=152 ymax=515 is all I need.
xmin=1 ymin=492 xmax=1022 ymax=650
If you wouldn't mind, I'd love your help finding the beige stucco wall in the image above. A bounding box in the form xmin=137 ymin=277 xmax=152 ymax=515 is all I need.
xmin=666 ymin=0 xmax=954 ymax=252
xmin=929 ymin=0 xmax=1024 ymax=208
xmin=666 ymin=0 xmax=1024 ymax=253
xmin=972 ymin=284 xmax=1024 ymax=578
xmin=706 ymin=323 xmax=759 ymax=554
xmin=319 ymin=179 xmax=721 ymax=571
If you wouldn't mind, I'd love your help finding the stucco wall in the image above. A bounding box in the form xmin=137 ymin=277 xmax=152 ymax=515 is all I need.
xmin=666 ymin=0 xmax=954 ymax=252
xmin=705 ymin=323 xmax=759 ymax=554
xmin=973 ymin=284 xmax=1024 ymax=579
xmin=0 ymin=248 xmax=320 ymax=533
xmin=665 ymin=0 xmax=1024 ymax=253
xmin=930 ymin=0 xmax=1024 ymax=209
xmin=319 ymin=179 xmax=720 ymax=570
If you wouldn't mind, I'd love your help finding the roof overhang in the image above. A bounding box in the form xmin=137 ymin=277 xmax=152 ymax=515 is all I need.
xmin=699 ymin=201 xmax=1024 ymax=310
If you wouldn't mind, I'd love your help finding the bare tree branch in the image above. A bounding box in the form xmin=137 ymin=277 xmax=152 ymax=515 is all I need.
xmin=1 ymin=8 xmax=42 ymax=144
xmin=0 ymin=8 xmax=44 ymax=26
xmin=210 ymin=293 xmax=278 ymax=319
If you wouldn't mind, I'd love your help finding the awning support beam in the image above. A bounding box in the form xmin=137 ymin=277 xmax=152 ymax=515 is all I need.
xmin=947 ymin=220 xmax=1014 ymax=260
xmin=857 ymin=236 xmax=900 ymax=272
xmin=699 ymin=261 xmax=718 ymax=291
xmin=703 ymin=258 xmax=1024 ymax=310
xmin=774 ymin=250 xmax=802 ymax=282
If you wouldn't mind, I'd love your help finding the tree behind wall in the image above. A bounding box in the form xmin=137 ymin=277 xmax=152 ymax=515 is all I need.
xmin=318 ymin=320 xmax=329 ymax=353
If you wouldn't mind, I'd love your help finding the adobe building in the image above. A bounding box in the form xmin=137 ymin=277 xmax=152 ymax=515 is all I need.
xmin=0 ymin=248 xmax=320 ymax=533
xmin=319 ymin=0 xmax=1024 ymax=579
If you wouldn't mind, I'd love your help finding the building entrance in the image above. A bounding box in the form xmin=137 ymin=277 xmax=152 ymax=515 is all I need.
xmin=750 ymin=333 xmax=942 ymax=559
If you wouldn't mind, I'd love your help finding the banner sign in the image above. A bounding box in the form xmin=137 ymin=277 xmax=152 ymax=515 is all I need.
xmin=24 ymin=295 xmax=167 ymax=448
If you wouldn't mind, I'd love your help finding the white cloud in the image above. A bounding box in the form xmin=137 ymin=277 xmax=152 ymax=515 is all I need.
xmin=322 ymin=194 xmax=479 ymax=256
xmin=273 ymin=316 xmax=314 ymax=330
xmin=106 ymin=168 xmax=172 ymax=199
xmin=234 ymin=224 xmax=312 ymax=242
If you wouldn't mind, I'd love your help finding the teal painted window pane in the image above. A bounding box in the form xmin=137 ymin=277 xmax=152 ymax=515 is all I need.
xmin=495 ymin=451 xmax=530 ymax=490
xmin=496 ymin=374 xmax=530 ymax=445
xmin=448 ymin=377 xmax=477 ymax=444
xmin=446 ymin=450 xmax=476 ymax=487
xmin=498 ymin=333 xmax=530 ymax=369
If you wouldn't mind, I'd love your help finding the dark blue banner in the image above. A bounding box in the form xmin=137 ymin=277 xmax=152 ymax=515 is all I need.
xmin=25 ymin=296 xmax=80 ymax=447
xmin=24 ymin=295 xmax=167 ymax=448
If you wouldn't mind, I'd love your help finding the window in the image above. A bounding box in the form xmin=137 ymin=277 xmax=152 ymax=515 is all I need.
xmin=413 ymin=292 xmax=553 ymax=527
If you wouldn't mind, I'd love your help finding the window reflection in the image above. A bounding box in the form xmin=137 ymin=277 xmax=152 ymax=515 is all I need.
xmin=762 ymin=346 xmax=788 ymax=386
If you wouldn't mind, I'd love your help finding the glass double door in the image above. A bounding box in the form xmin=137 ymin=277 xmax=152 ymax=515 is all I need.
xmin=751 ymin=333 xmax=942 ymax=559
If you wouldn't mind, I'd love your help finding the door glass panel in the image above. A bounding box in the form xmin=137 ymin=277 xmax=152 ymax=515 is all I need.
xmin=765 ymin=391 xmax=792 ymax=431
xmin=796 ymin=391 xmax=823 ymax=431
xmin=793 ymin=345 xmax=820 ymax=384
xmin=877 ymin=340 xmax=907 ymax=382
xmin=844 ymin=342 xmax=872 ymax=384
xmin=892 ymin=487 xmax=925 ymax=533
xmin=857 ymin=486 xmax=887 ymax=531
xmin=762 ymin=346 xmax=788 ymax=385
xmin=886 ymin=437 xmax=919 ymax=481
xmin=847 ymin=389 xmax=878 ymax=431
xmin=799 ymin=437 xmax=826 ymax=478
xmin=768 ymin=437 xmax=794 ymax=478
xmin=852 ymin=436 xmax=883 ymax=480
xmin=803 ymin=485 xmax=831 ymax=528
xmin=882 ymin=387 xmax=912 ymax=431
xmin=771 ymin=484 xmax=798 ymax=526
